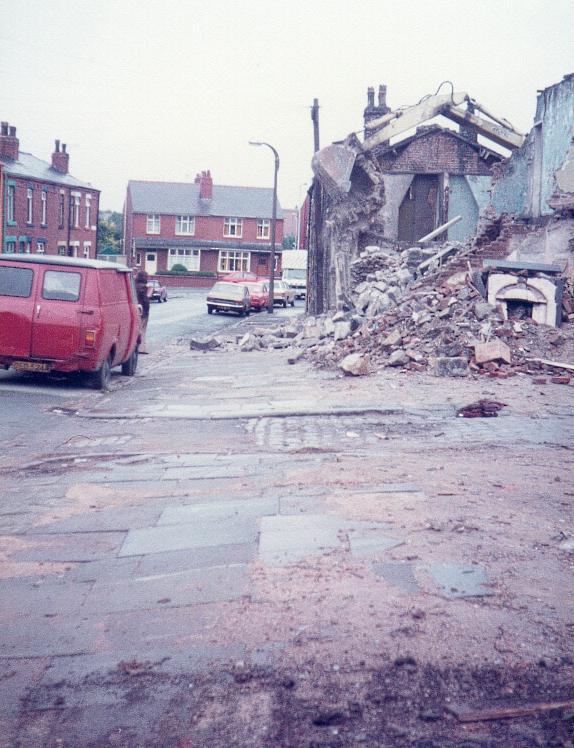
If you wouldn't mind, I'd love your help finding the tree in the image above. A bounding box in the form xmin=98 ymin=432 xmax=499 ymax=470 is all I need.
xmin=97 ymin=211 xmax=123 ymax=254
xmin=282 ymin=234 xmax=296 ymax=249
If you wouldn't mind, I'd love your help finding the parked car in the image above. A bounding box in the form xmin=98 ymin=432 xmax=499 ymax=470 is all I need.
xmin=148 ymin=279 xmax=167 ymax=303
xmin=243 ymin=281 xmax=269 ymax=311
xmin=206 ymin=282 xmax=250 ymax=316
xmin=0 ymin=255 xmax=141 ymax=389
xmin=273 ymin=279 xmax=296 ymax=308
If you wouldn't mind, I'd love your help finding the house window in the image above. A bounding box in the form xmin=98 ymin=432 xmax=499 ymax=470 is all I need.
xmin=85 ymin=195 xmax=91 ymax=228
xmin=58 ymin=193 xmax=65 ymax=228
xmin=218 ymin=250 xmax=249 ymax=272
xmin=146 ymin=214 xmax=160 ymax=234
xmin=175 ymin=215 xmax=195 ymax=235
xmin=20 ymin=240 xmax=31 ymax=254
xmin=83 ymin=242 xmax=91 ymax=258
xmin=5 ymin=241 xmax=16 ymax=254
xmin=257 ymin=219 xmax=270 ymax=239
xmin=7 ymin=185 xmax=15 ymax=223
xmin=136 ymin=252 xmax=142 ymax=266
xmin=58 ymin=245 xmax=67 ymax=256
xmin=168 ymin=248 xmax=200 ymax=271
xmin=223 ymin=217 xmax=242 ymax=237
xmin=37 ymin=241 xmax=46 ymax=254
xmin=26 ymin=188 xmax=33 ymax=224
xmin=71 ymin=194 xmax=80 ymax=228
xmin=41 ymin=189 xmax=47 ymax=225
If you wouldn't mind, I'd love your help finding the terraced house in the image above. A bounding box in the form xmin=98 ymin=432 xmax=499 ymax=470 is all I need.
xmin=123 ymin=171 xmax=284 ymax=279
xmin=0 ymin=121 xmax=99 ymax=258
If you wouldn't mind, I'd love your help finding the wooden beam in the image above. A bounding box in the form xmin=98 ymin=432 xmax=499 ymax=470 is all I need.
xmin=449 ymin=699 xmax=574 ymax=723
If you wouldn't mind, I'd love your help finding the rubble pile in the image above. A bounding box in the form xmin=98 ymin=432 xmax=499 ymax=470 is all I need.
xmin=191 ymin=240 xmax=573 ymax=380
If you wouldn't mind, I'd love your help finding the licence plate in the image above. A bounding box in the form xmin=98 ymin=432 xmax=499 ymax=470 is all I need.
xmin=12 ymin=361 xmax=51 ymax=373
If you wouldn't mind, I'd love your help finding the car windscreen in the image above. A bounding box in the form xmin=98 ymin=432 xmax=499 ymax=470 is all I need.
xmin=42 ymin=270 xmax=81 ymax=302
xmin=211 ymin=284 xmax=245 ymax=298
xmin=245 ymin=283 xmax=266 ymax=292
xmin=284 ymin=269 xmax=306 ymax=280
xmin=0 ymin=266 xmax=34 ymax=297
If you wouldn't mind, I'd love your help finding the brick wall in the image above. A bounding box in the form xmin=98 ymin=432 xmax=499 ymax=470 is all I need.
xmin=130 ymin=214 xmax=284 ymax=244
xmin=378 ymin=130 xmax=494 ymax=176
xmin=3 ymin=175 xmax=99 ymax=257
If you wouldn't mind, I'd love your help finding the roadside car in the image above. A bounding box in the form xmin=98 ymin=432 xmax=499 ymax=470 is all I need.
xmin=148 ymin=279 xmax=167 ymax=303
xmin=243 ymin=281 xmax=269 ymax=311
xmin=206 ymin=282 xmax=250 ymax=316
xmin=272 ymin=279 xmax=296 ymax=308
xmin=0 ymin=255 xmax=141 ymax=390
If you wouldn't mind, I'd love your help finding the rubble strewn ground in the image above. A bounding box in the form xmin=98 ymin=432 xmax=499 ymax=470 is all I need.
xmin=200 ymin=238 xmax=574 ymax=385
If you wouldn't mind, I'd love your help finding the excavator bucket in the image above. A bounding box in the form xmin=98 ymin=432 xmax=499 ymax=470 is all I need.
xmin=311 ymin=142 xmax=359 ymax=196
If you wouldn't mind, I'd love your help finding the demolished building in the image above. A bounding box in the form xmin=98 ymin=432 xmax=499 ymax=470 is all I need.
xmin=308 ymin=76 xmax=574 ymax=316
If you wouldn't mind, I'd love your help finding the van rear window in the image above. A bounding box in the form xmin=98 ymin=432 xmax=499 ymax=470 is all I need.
xmin=0 ymin=266 xmax=34 ymax=297
xmin=42 ymin=271 xmax=81 ymax=302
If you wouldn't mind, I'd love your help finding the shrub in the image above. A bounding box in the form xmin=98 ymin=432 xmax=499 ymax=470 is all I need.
xmin=169 ymin=263 xmax=188 ymax=274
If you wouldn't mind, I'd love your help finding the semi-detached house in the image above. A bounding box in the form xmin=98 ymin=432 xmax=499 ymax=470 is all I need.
xmin=0 ymin=121 xmax=99 ymax=258
xmin=123 ymin=171 xmax=284 ymax=279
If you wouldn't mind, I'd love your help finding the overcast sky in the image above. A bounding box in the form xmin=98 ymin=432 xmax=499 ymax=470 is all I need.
xmin=1 ymin=0 xmax=572 ymax=212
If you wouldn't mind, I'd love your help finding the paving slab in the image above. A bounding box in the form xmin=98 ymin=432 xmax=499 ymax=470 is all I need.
xmin=10 ymin=531 xmax=126 ymax=562
xmin=83 ymin=564 xmax=250 ymax=614
xmin=158 ymin=497 xmax=278 ymax=525
xmin=349 ymin=529 xmax=404 ymax=557
xmin=161 ymin=464 xmax=261 ymax=481
xmin=119 ymin=517 xmax=258 ymax=557
xmin=0 ymin=578 xmax=90 ymax=619
xmin=0 ymin=615 xmax=97 ymax=658
xmin=372 ymin=562 xmax=421 ymax=594
xmin=259 ymin=514 xmax=384 ymax=566
xmin=27 ymin=506 xmax=163 ymax=534
xmin=425 ymin=562 xmax=494 ymax=598
xmin=137 ymin=542 xmax=257 ymax=576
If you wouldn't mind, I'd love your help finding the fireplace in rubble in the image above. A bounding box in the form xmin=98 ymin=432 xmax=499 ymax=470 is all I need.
xmin=484 ymin=259 xmax=564 ymax=328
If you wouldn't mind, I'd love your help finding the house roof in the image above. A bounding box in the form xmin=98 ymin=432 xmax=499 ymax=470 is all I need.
xmin=0 ymin=151 xmax=95 ymax=189
xmin=128 ymin=180 xmax=283 ymax=219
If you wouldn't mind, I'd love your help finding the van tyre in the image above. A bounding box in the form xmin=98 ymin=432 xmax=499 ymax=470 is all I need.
xmin=207 ymin=305 xmax=214 ymax=314
xmin=93 ymin=353 xmax=112 ymax=391
xmin=121 ymin=346 xmax=138 ymax=377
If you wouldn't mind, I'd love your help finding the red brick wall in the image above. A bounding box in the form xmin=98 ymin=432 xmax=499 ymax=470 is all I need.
xmin=150 ymin=274 xmax=214 ymax=289
xmin=3 ymin=175 xmax=99 ymax=257
xmin=378 ymin=131 xmax=493 ymax=176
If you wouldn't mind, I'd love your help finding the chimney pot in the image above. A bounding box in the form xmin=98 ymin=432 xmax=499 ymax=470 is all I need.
xmin=367 ymin=87 xmax=375 ymax=108
xmin=199 ymin=170 xmax=213 ymax=200
xmin=1 ymin=122 xmax=8 ymax=136
xmin=0 ymin=121 xmax=19 ymax=160
xmin=51 ymin=139 xmax=69 ymax=173
xmin=62 ymin=143 xmax=66 ymax=153
xmin=378 ymin=84 xmax=387 ymax=108
xmin=55 ymin=139 xmax=60 ymax=152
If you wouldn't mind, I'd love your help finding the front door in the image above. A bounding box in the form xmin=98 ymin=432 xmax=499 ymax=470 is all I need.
xmin=145 ymin=252 xmax=157 ymax=275
xmin=0 ymin=263 xmax=37 ymax=358
xmin=398 ymin=175 xmax=439 ymax=243
xmin=31 ymin=267 xmax=84 ymax=361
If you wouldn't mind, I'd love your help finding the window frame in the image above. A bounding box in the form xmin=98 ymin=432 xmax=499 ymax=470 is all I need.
xmin=256 ymin=219 xmax=270 ymax=239
xmin=37 ymin=241 xmax=46 ymax=254
xmin=58 ymin=192 xmax=65 ymax=228
xmin=42 ymin=270 xmax=82 ymax=302
xmin=7 ymin=184 xmax=15 ymax=223
xmin=85 ymin=195 xmax=91 ymax=229
xmin=175 ymin=215 xmax=195 ymax=236
xmin=167 ymin=247 xmax=200 ymax=271
xmin=223 ymin=217 xmax=243 ymax=238
xmin=26 ymin=188 xmax=33 ymax=224
xmin=217 ymin=249 xmax=250 ymax=273
xmin=41 ymin=189 xmax=48 ymax=226
xmin=146 ymin=214 xmax=161 ymax=234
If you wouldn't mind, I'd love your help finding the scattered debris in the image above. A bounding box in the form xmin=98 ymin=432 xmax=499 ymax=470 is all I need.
xmin=456 ymin=400 xmax=507 ymax=418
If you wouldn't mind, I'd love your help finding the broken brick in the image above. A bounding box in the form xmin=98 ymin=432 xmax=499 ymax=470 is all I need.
xmin=550 ymin=376 xmax=571 ymax=385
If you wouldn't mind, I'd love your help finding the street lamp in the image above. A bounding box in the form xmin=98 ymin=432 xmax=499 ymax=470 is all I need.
xmin=249 ymin=141 xmax=279 ymax=314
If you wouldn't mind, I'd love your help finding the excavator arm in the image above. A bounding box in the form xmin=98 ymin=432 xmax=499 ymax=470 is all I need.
xmin=312 ymin=89 xmax=525 ymax=195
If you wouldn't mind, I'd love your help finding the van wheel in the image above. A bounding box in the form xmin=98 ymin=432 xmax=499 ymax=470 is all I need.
xmin=121 ymin=346 xmax=138 ymax=376
xmin=290 ymin=299 xmax=295 ymax=307
xmin=92 ymin=354 xmax=112 ymax=391
xmin=207 ymin=305 xmax=214 ymax=314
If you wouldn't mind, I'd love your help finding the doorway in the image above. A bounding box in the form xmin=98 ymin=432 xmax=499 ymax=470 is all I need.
xmin=145 ymin=252 xmax=157 ymax=275
xmin=398 ymin=174 xmax=439 ymax=243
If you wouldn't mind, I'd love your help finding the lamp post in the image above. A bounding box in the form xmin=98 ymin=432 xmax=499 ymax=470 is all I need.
xmin=249 ymin=141 xmax=279 ymax=314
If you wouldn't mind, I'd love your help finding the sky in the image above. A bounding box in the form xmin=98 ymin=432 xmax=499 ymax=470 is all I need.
xmin=1 ymin=0 xmax=573 ymax=212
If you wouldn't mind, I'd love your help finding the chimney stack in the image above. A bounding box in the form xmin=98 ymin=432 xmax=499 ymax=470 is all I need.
xmin=363 ymin=84 xmax=391 ymax=140
xmin=51 ymin=139 xmax=69 ymax=173
xmin=198 ymin=170 xmax=213 ymax=200
xmin=0 ymin=121 xmax=20 ymax=160
xmin=459 ymin=101 xmax=478 ymax=143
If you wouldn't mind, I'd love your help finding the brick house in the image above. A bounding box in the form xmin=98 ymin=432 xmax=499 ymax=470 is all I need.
xmin=364 ymin=86 xmax=502 ymax=244
xmin=123 ymin=171 xmax=284 ymax=278
xmin=0 ymin=122 xmax=100 ymax=258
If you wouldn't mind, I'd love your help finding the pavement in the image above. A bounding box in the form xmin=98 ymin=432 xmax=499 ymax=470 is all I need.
xmin=1 ymin=333 xmax=574 ymax=745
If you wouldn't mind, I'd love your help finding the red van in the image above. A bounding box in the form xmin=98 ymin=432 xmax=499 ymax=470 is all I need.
xmin=0 ymin=255 xmax=141 ymax=389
